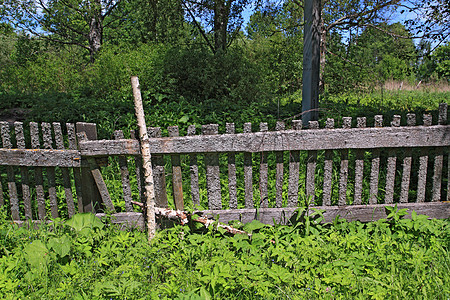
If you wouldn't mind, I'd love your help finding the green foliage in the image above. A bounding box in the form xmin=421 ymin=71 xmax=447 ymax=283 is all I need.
xmin=0 ymin=208 xmax=448 ymax=299
xmin=325 ymin=23 xmax=418 ymax=93
xmin=433 ymin=43 xmax=450 ymax=80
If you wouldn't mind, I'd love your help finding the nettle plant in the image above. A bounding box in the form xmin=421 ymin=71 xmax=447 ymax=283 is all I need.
xmin=0 ymin=207 xmax=448 ymax=299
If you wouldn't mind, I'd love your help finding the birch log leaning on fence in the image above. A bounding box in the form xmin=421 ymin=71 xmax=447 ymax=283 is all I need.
xmin=131 ymin=76 xmax=157 ymax=241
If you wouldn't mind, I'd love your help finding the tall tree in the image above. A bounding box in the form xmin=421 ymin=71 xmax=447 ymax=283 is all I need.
xmin=1 ymin=0 xmax=123 ymax=61
xmin=182 ymin=0 xmax=252 ymax=53
xmin=104 ymin=0 xmax=186 ymax=46
xmin=401 ymin=0 xmax=449 ymax=48
xmin=318 ymin=0 xmax=402 ymax=88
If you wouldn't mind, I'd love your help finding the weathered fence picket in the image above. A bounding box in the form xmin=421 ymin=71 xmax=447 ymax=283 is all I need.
xmin=306 ymin=121 xmax=319 ymax=205
xmin=353 ymin=117 xmax=366 ymax=205
xmin=15 ymin=122 xmax=32 ymax=219
xmin=243 ymin=123 xmax=253 ymax=208
xmin=399 ymin=114 xmax=415 ymax=203
xmin=275 ymin=121 xmax=286 ymax=208
xmin=168 ymin=126 xmax=184 ymax=210
xmin=148 ymin=127 xmax=168 ymax=208
xmin=1 ymin=122 xmax=19 ymax=220
xmin=1 ymin=103 xmax=449 ymax=227
xmin=339 ymin=117 xmax=351 ymax=206
xmin=114 ymin=130 xmax=133 ymax=212
xmin=54 ymin=122 xmax=76 ymax=217
xmin=275 ymin=121 xmax=286 ymax=207
xmin=322 ymin=118 xmax=334 ymax=206
xmin=226 ymin=123 xmax=238 ymax=209
xmin=188 ymin=125 xmax=201 ymax=208
xmin=203 ymin=124 xmax=221 ymax=210
xmin=259 ymin=123 xmax=269 ymax=208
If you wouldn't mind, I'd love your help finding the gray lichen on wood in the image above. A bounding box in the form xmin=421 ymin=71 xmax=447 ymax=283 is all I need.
xmin=338 ymin=117 xmax=351 ymax=206
xmin=148 ymin=127 xmax=168 ymax=208
xmin=169 ymin=126 xmax=185 ymax=211
xmin=226 ymin=123 xmax=237 ymax=209
xmin=399 ymin=114 xmax=415 ymax=203
xmin=115 ymin=130 xmax=133 ymax=212
xmin=43 ymin=122 xmax=59 ymax=218
xmin=1 ymin=122 xmax=19 ymax=220
xmin=276 ymin=121 xmax=286 ymax=208
xmin=370 ymin=116 xmax=382 ymax=204
xmin=243 ymin=123 xmax=253 ymax=208
xmin=202 ymin=124 xmax=221 ymax=210
xmin=14 ymin=122 xmax=31 ymax=219
xmin=188 ymin=125 xmax=201 ymax=207
xmin=306 ymin=121 xmax=318 ymax=205
xmin=353 ymin=117 xmax=366 ymax=205
xmin=323 ymin=119 xmax=334 ymax=206
xmin=259 ymin=123 xmax=269 ymax=208
xmin=384 ymin=116 xmax=400 ymax=204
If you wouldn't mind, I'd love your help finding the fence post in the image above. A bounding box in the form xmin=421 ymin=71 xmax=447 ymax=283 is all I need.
xmin=76 ymin=122 xmax=101 ymax=213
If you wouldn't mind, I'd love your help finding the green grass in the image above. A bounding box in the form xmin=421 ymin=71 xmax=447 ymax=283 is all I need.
xmin=0 ymin=208 xmax=449 ymax=299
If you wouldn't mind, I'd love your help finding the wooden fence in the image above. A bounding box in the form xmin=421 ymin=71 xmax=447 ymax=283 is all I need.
xmin=1 ymin=103 xmax=449 ymax=228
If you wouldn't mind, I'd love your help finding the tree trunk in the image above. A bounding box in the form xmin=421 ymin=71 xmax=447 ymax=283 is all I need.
xmin=214 ymin=0 xmax=229 ymax=53
xmin=319 ymin=16 xmax=326 ymax=93
xmin=88 ymin=0 xmax=103 ymax=62
xmin=301 ymin=0 xmax=321 ymax=124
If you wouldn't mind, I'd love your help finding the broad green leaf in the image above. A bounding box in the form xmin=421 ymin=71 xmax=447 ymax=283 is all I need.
xmin=48 ymin=234 xmax=71 ymax=257
xmin=65 ymin=213 xmax=104 ymax=232
xmin=24 ymin=240 xmax=48 ymax=270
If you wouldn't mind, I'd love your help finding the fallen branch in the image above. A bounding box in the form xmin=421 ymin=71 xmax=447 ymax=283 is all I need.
xmin=131 ymin=201 xmax=250 ymax=236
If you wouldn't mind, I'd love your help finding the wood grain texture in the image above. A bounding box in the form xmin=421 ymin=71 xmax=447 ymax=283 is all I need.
xmin=54 ymin=123 xmax=76 ymax=217
xmin=67 ymin=123 xmax=83 ymax=213
xmin=115 ymin=130 xmax=133 ymax=212
xmin=353 ymin=117 xmax=366 ymax=205
xmin=276 ymin=121 xmax=287 ymax=208
xmin=384 ymin=116 xmax=400 ymax=204
xmin=288 ymin=121 xmax=301 ymax=207
xmin=198 ymin=202 xmax=450 ymax=225
xmin=438 ymin=103 xmax=447 ymax=125
xmin=259 ymin=123 xmax=269 ymax=208
xmin=432 ymin=106 xmax=447 ymax=202
xmin=243 ymin=123 xmax=253 ymax=208
xmin=168 ymin=126 xmax=184 ymax=211
xmin=202 ymin=124 xmax=221 ymax=210
xmin=148 ymin=128 xmax=168 ymax=208
xmin=369 ymin=115 xmax=383 ymax=205
xmin=322 ymin=118 xmax=335 ymax=206
xmin=306 ymin=121 xmax=319 ymax=205
xmin=42 ymin=122 xmax=59 ymax=219
xmin=0 ymin=149 xmax=81 ymax=167
xmin=95 ymin=212 xmax=145 ymax=229
xmin=88 ymin=157 xmax=115 ymax=213
xmin=30 ymin=122 xmax=46 ymax=219
xmin=417 ymin=114 xmax=432 ymax=203
xmin=338 ymin=118 xmax=351 ymax=206
xmin=14 ymin=122 xmax=32 ymax=219
xmin=1 ymin=122 xmax=20 ymax=220
xmin=432 ymin=147 xmax=443 ymax=202
xmin=76 ymin=123 xmax=100 ymax=213
xmin=399 ymin=114 xmax=415 ymax=203
xmin=130 ymin=130 xmax=145 ymax=206
xmin=79 ymin=125 xmax=450 ymax=156
xmin=226 ymin=123 xmax=237 ymax=209
xmin=188 ymin=125 xmax=201 ymax=207
xmin=15 ymin=202 xmax=449 ymax=230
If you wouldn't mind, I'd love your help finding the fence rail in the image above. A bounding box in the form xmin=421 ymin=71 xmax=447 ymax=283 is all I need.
xmin=0 ymin=103 xmax=449 ymax=227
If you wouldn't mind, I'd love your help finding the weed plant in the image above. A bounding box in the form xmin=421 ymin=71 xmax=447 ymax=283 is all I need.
xmin=0 ymin=206 xmax=448 ymax=299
